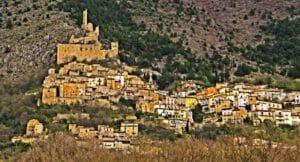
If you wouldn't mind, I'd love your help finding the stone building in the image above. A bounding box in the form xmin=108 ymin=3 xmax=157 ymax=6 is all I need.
xmin=11 ymin=119 xmax=46 ymax=144
xmin=120 ymin=120 xmax=139 ymax=137
xmin=57 ymin=9 xmax=118 ymax=64
xmin=26 ymin=119 xmax=44 ymax=136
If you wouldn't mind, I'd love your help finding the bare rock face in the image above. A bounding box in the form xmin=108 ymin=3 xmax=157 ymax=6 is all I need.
xmin=0 ymin=0 xmax=80 ymax=78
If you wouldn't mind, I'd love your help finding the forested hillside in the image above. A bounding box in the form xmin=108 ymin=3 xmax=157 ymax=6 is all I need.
xmin=244 ymin=18 xmax=300 ymax=77
xmin=57 ymin=0 xmax=300 ymax=89
xmin=57 ymin=0 xmax=217 ymax=89
xmin=126 ymin=0 xmax=300 ymax=79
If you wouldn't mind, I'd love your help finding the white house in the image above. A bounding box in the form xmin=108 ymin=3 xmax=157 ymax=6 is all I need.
xmin=275 ymin=110 xmax=292 ymax=125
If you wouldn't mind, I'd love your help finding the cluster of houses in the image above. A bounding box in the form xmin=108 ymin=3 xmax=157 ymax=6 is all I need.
xmin=196 ymin=83 xmax=300 ymax=126
xmin=12 ymin=115 xmax=138 ymax=150
xmin=41 ymin=60 xmax=196 ymax=133
xmin=68 ymin=115 xmax=138 ymax=150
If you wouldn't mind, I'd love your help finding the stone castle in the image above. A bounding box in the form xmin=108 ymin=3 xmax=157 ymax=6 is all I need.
xmin=57 ymin=9 xmax=118 ymax=64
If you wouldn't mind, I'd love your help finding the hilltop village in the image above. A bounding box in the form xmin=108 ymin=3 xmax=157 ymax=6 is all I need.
xmin=12 ymin=10 xmax=300 ymax=149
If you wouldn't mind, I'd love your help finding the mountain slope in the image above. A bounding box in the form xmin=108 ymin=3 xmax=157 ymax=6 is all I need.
xmin=0 ymin=0 xmax=78 ymax=79
xmin=127 ymin=0 xmax=300 ymax=78
xmin=58 ymin=0 xmax=216 ymax=88
xmin=0 ymin=0 xmax=299 ymax=85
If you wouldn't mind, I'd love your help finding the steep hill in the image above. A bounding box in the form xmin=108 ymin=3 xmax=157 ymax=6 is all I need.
xmin=0 ymin=0 xmax=299 ymax=85
xmin=0 ymin=0 xmax=78 ymax=80
xmin=127 ymin=0 xmax=300 ymax=78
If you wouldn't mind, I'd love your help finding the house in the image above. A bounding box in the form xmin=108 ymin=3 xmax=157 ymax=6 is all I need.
xmin=237 ymin=93 xmax=250 ymax=108
xmin=249 ymin=109 xmax=274 ymax=126
xmin=215 ymin=100 xmax=232 ymax=113
xmin=247 ymin=96 xmax=257 ymax=105
xmin=120 ymin=121 xmax=138 ymax=137
xmin=98 ymin=125 xmax=114 ymax=137
xmin=79 ymin=127 xmax=98 ymax=139
xmin=11 ymin=119 xmax=46 ymax=144
xmin=167 ymin=119 xmax=189 ymax=134
xmin=275 ymin=110 xmax=292 ymax=126
xmin=26 ymin=119 xmax=44 ymax=136
xmin=254 ymin=100 xmax=283 ymax=111
xmin=291 ymin=115 xmax=300 ymax=125
xmin=221 ymin=109 xmax=244 ymax=125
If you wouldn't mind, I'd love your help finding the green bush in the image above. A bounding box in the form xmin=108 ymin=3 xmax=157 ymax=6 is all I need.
xmin=6 ymin=19 xmax=13 ymax=29
xmin=234 ymin=64 xmax=252 ymax=76
xmin=139 ymin=125 xmax=178 ymax=141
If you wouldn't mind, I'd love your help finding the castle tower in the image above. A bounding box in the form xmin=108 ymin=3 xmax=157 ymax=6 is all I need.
xmin=82 ymin=9 xmax=88 ymax=30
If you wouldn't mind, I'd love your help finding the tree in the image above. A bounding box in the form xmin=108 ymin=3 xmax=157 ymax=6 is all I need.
xmin=192 ymin=104 xmax=204 ymax=123
xmin=288 ymin=62 xmax=300 ymax=78
xmin=235 ymin=64 xmax=252 ymax=76
xmin=6 ymin=19 xmax=13 ymax=29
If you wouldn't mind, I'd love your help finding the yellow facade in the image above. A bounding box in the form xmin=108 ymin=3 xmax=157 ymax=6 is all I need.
xmin=98 ymin=125 xmax=114 ymax=137
xmin=26 ymin=119 xmax=43 ymax=136
xmin=78 ymin=128 xmax=96 ymax=139
xmin=234 ymin=108 xmax=248 ymax=119
xmin=120 ymin=122 xmax=138 ymax=137
xmin=137 ymin=101 xmax=155 ymax=113
xmin=68 ymin=124 xmax=78 ymax=135
xmin=106 ymin=79 xmax=116 ymax=90
xmin=185 ymin=97 xmax=198 ymax=109
xmin=59 ymin=83 xmax=85 ymax=98
xmin=216 ymin=100 xmax=232 ymax=113
xmin=42 ymin=88 xmax=57 ymax=105
xmin=247 ymin=96 xmax=257 ymax=105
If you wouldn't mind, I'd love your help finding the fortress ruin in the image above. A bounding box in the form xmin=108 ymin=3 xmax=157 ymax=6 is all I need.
xmin=57 ymin=9 xmax=118 ymax=64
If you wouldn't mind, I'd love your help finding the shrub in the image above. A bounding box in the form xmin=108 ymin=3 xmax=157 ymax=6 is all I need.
xmin=235 ymin=64 xmax=252 ymax=76
xmin=6 ymin=19 xmax=13 ymax=29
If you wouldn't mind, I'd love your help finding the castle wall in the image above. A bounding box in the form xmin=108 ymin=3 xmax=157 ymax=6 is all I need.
xmin=57 ymin=44 xmax=104 ymax=64
xmin=57 ymin=42 xmax=118 ymax=64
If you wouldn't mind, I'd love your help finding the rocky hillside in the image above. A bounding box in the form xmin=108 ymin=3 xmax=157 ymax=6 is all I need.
xmin=129 ymin=0 xmax=298 ymax=55
xmin=128 ymin=0 xmax=300 ymax=78
xmin=0 ymin=0 xmax=78 ymax=80
xmin=0 ymin=0 xmax=299 ymax=85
